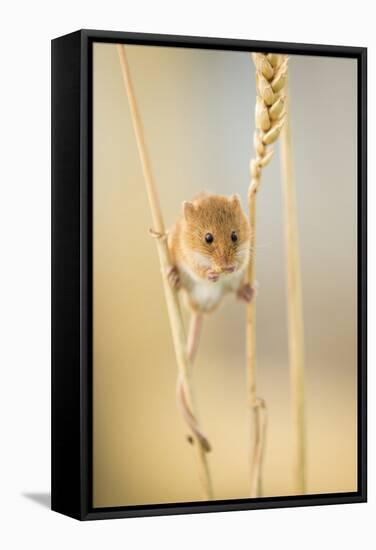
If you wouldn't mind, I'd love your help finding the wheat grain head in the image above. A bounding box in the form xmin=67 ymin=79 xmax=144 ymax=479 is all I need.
xmin=249 ymin=53 xmax=288 ymax=196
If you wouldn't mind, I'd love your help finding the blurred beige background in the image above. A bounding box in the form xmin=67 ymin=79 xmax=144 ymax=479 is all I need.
xmin=93 ymin=43 xmax=357 ymax=507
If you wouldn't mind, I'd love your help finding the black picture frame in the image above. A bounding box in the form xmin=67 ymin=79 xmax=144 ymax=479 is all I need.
xmin=51 ymin=29 xmax=367 ymax=521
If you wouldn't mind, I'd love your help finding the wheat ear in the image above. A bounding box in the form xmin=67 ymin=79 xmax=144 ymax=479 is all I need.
xmin=117 ymin=45 xmax=213 ymax=500
xmin=280 ymin=80 xmax=306 ymax=495
xmin=247 ymin=53 xmax=288 ymax=497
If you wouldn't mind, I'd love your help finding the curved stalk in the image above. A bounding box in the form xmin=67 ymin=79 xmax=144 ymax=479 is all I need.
xmin=117 ymin=44 xmax=213 ymax=500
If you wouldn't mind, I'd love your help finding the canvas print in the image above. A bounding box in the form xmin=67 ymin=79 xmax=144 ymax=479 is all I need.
xmin=92 ymin=43 xmax=357 ymax=507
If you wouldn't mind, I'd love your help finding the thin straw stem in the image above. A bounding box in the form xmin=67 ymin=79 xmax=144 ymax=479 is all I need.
xmin=246 ymin=186 xmax=268 ymax=498
xmin=280 ymin=84 xmax=306 ymax=495
xmin=246 ymin=52 xmax=288 ymax=497
xmin=117 ymin=44 xmax=213 ymax=500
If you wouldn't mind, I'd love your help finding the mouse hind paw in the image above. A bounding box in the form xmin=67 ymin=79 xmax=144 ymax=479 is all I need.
xmin=237 ymin=282 xmax=255 ymax=303
xmin=166 ymin=265 xmax=181 ymax=290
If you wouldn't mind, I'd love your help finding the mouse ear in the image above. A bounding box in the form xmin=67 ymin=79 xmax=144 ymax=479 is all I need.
xmin=183 ymin=201 xmax=196 ymax=221
xmin=230 ymin=194 xmax=241 ymax=208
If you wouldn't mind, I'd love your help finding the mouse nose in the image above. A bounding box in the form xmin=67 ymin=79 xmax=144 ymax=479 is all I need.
xmin=222 ymin=265 xmax=235 ymax=273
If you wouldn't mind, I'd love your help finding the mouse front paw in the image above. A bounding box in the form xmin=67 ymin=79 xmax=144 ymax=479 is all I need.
xmin=166 ymin=265 xmax=181 ymax=290
xmin=237 ymin=282 xmax=255 ymax=303
xmin=207 ymin=271 xmax=219 ymax=282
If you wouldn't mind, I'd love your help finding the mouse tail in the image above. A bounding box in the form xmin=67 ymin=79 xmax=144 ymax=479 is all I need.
xmin=176 ymin=312 xmax=211 ymax=452
xmin=187 ymin=312 xmax=203 ymax=363
xmin=176 ymin=375 xmax=211 ymax=453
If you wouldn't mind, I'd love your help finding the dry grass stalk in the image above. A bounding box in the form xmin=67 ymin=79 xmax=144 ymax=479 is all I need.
xmin=117 ymin=44 xmax=213 ymax=500
xmin=280 ymin=81 xmax=306 ymax=495
xmin=247 ymin=52 xmax=288 ymax=497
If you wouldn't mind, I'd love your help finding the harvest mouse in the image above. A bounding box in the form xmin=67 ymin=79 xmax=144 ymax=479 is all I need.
xmin=167 ymin=192 xmax=253 ymax=315
xmin=166 ymin=192 xmax=254 ymax=451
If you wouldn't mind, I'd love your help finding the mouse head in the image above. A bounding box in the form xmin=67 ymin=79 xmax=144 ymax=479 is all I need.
xmin=181 ymin=193 xmax=251 ymax=282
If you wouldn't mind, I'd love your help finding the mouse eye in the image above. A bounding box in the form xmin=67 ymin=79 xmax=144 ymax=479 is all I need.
xmin=205 ymin=233 xmax=214 ymax=244
xmin=231 ymin=231 xmax=238 ymax=242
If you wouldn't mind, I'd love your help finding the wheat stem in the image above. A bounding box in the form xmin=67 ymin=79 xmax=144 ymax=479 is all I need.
xmin=247 ymin=53 xmax=288 ymax=497
xmin=117 ymin=44 xmax=213 ymax=500
xmin=280 ymin=82 xmax=306 ymax=495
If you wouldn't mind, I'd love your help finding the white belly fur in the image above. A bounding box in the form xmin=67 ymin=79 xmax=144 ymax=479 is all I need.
xmin=178 ymin=262 xmax=244 ymax=313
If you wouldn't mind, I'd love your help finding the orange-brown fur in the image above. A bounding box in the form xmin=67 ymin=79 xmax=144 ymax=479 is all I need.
xmin=168 ymin=193 xmax=252 ymax=313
